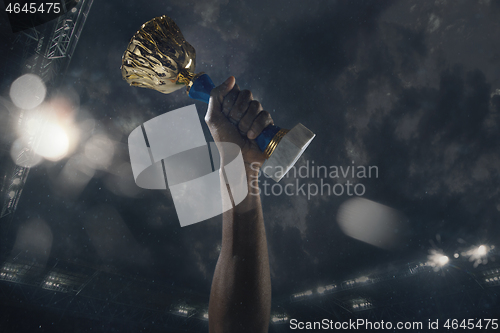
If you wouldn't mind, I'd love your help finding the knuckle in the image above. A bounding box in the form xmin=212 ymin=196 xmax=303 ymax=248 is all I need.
xmin=258 ymin=111 xmax=273 ymax=126
xmin=265 ymin=112 xmax=273 ymax=123
xmin=238 ymin=122 xmax=245 ymax=132
xmin=238 ymin=90 xmax=252 ymax=103
xmin=249 ymin=100 xmax=261 ymax=110
xmin=260 ymin=110 xmax=271 ymax=120
xmin=238 ymin=118 xmax=249 ymax=131
xmin=226 ymin=91 xmax=239 ymax=103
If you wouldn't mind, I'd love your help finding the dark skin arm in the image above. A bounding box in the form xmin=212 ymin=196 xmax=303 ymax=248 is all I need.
xmin=205 ymin=77 xmax=273 ymax=333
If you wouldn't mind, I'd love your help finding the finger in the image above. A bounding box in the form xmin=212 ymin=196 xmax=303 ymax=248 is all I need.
xmin=238 ymin=100 xmax=262 ymax=134
xmin=222 ymin=84 xmax=240 ymax=117
xmin=229 ymin=89 xmax=253 ymax=123
xmin=206 ymin=76 xmax=235 ymax=127
xmin=247 ymin=110 xmax=274 ymax=140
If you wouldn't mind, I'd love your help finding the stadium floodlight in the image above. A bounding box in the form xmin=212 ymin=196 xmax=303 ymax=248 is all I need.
xmin=317 ymin=283 xmax=337 ymax=295
xmin=408 ymin=262 xmax=428 ymax=275
xmin=482 ymin=267 xmax=500 ymax=286
xmin=42 ymin=272 xmax=70 ymax=292
xmin=482 ymin=268 xmax=500 ymax=276
xmin=1 ymin=263 xmax=19 ymax=274
xmin=343 ymin=279 xmax=356 ymax=289
xmin=0 ymin=271 xmax=17 ymax=281
xmin=171 ymin=304 xmax=196 ymax=318
xmin=484 ymin=276 xmax=500 ymax=285
xmin=350 ymin=298 xmax=373 ymax=311
xmin=0 ymin=262 xmax=30 ymax=283
xmin=271 ymin=314 xmax=289 ymax=324
xmin=325 ymin=284 xmax=337 ymax=292
xmin=355 ymin=276 xmax=370 ymax=283
xmin=291 ymin=289 xmax=313 ymax=301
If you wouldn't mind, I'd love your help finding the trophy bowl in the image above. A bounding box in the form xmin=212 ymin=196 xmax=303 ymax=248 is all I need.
xmin=121 ymin=15 xmax=197 ymax=95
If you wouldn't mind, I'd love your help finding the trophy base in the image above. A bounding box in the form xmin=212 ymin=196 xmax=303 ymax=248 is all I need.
xmin=262 ymin=123 xmax=315 ymax=182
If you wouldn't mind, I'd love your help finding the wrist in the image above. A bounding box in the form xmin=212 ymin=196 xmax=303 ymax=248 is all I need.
xmin=244 ymin=161 xmax=262 ymax=177
xmin=219 ymin=157 xmax=261 ymax=173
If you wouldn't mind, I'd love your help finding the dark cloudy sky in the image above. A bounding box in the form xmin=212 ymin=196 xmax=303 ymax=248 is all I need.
xmin=1 ymin=0 xmax=500 ymax=326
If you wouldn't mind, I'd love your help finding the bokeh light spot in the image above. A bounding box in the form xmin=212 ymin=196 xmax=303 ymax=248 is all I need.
xmin=337 ymin=198 xmax=407 ymax=250
xmin=9 ymin=74 xmax=46 ymax=110
xmin=84 ymin=134 xmax=115 ymax=169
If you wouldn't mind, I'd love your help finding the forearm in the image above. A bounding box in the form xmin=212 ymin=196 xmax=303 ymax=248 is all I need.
xmin=208 ymin=166 xmax=271 ymax=333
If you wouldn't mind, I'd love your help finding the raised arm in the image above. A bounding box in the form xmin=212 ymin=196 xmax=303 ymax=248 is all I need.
xmin=206 ymin=77 xmax=272 ymax=333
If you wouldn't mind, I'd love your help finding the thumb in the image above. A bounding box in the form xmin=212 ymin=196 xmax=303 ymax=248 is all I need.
xmin=205 ymin=76 xmax=235 ymax=125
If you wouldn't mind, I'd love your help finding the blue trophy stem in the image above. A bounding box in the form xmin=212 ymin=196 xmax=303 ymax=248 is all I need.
xmin=188 ymin=74 xmax=281 ymax=153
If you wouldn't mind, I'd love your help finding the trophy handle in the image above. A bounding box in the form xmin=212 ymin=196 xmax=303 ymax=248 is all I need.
xmin=188 ymin=74 xmax=283 ymax=155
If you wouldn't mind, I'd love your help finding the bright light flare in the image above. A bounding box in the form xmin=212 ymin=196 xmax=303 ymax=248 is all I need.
xmin=462 ymin=244 xmax=491 ymax=268
xmin=476 ymin=245 xmax=487 ymax=256
xmin=36 ymin=122 xmax=69 ymax=160
xmin=438 ymin=255 xmax=449 ymax=266
xmin=13 ymin=101 xmax=79 ymax=164
xmin=427 ymin=249 xmax=449 ymax=271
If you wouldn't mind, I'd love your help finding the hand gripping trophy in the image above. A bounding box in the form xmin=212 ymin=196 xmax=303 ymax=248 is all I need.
xmin=121 ymin=15 xmax=315 ymax=182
